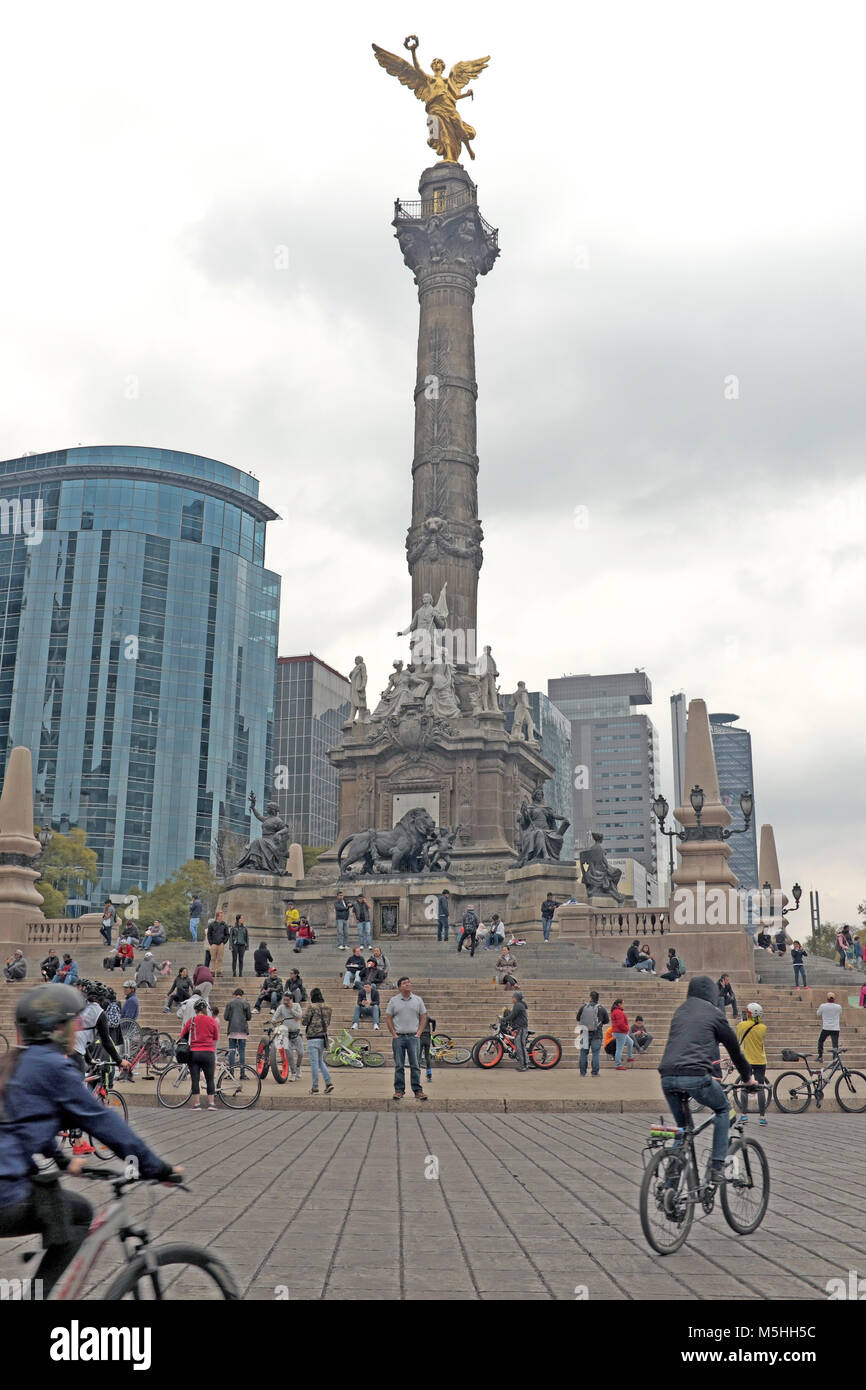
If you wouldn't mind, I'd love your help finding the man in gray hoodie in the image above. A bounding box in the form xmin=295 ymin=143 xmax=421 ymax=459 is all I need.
xmin=658 ymin=975 xmax=754 ymax=1180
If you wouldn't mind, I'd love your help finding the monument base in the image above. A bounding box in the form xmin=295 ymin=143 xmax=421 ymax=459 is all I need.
xmin=217 ymin=872 xmax=301 ymax=935
xmin=504 ymin=861 xmax=586 ymax=934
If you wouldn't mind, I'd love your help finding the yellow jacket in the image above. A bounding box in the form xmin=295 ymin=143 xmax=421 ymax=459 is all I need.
xmin=736 ymin=1018 xmax=767 ymax=1066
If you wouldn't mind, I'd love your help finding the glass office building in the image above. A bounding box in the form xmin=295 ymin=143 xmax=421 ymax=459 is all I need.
xmin=0 ymin=446 xmax=280 ymax=898
xmin=709 ymin=713 xmax=759 ymax=890
xmin=273 ymin=655 xmax=350 ymax=847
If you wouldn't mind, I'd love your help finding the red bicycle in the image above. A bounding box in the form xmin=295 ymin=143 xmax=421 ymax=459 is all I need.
xmin=35 ymin=1062 xmax=129 ymax=1168
xmin=472 ymin=1022 xmax=562 ymax=1069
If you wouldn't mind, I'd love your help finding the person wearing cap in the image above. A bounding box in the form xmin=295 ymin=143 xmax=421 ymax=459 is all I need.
xmin=457 ymin=904 xmax=480 ymax=956
xmin=0 ymin=984 xmax=181 ymax=1293
xmin=135 ymin=953 xmax=158 ymax=989
xmin=120 ymin=981 xmax=139 ymax=1023
xmin=3 ymin=950 xmax=28 ymax=983
xmin=502 ymin=990 xmax=530 ymax=1071
xmin=736 ymin=1003 xmax=769 ymax=1124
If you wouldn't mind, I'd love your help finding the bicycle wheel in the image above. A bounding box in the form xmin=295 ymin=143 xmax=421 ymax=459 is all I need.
xmin=430 ymin=1033 xmax=452 ymax=1049
xmin=157 ymin=1063 xmax=193 ymax=1109
xmin=475 ymin=1038 xmax=503 ymax=1069
xmin=255 ymin=1039 xmax=269 ymax=1079
xmin=269 ymin=1043 xmax=290 ymax=1084
xmin=89 ymin=1090 xmax=129 ymax=1158
xmin=440 ymin=1045 xmax=471 ymax=1065
xmin=835 ymin=1069 xmax=866 ymax=1113
xmin=147 ymin=1034 xmax=176 ymax=1072
xmin=0 ymin=1032 xmax=9 ymax=1053
xmin=324 ymin=1049 xmax=343 ymax=1068
xmin=217 ymin=1063 xmax=261 ymax=1109
xmin=104 ymin=1243 xmax=241 ymax=1300
xmin=772 ymin=1070 xmax=812 ymax=1114
xmin=720 ymin=1137 xmax=770 ymax=1234
xmin=733 ymin=1082 xmax=772 ymax=1116
xmin=362 ymin=1050 xmax=385 ymax=1067
xmin=528 ymin=1035 xmax=562 ymax=1069
xmin=639 ymin=1146 xmax=694 ymax=1254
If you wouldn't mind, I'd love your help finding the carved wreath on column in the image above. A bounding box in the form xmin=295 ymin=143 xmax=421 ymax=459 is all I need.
xmin=406 ymin=516 xmax=483 ymax=568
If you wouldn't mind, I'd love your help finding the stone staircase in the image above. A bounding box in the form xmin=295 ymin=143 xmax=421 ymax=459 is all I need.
xmin=754 ymin=947 xmax=866 ymax=992
xmin=5 ymin=937 xmax=864 ymax=1072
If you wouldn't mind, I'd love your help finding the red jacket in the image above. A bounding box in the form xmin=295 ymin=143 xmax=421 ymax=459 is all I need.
xmin=611 ymin=1005 xmax=630 ymax=1035
xmin=180 ymin=1014 xmax=219 ymax=1052
xmin=119 ymin=943 xmax=134 ymax=961
xmin=296 ymin=922 xmax=312 ymax=940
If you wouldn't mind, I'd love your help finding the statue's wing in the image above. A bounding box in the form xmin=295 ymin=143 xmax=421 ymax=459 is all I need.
xmin=448 ymin=56 xmax=490 ymax=90
xmin=372 ymin=44 xmax=428 ymax=95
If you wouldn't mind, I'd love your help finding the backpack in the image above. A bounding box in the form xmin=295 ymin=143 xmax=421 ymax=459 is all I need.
xmin=676 ymin=956 xmax=685 ymax=975
xmin=105 ymin=1001 xmax=122 ymax=1029
xmin=579 ymin=1002 xmax=599 ymax=1031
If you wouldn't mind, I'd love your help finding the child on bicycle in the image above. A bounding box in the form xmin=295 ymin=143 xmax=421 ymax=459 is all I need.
xmin=735 ymin=1003 xmax=769 ymax=1125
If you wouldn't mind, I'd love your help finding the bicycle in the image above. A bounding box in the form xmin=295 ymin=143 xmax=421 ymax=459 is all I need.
xmin=773 ymin=1047 xmax=866 ymax=1113
xmin=429 ymin=1032 xmax=471 ymax=1066
xmin=25 ymin=1168 xmax=240 ymax=1300
xmin=35 ymin=1063 xmax=129 ymax=1169
xmin=0 ymin=1032 xmax=8 ymax=1053
xmin=472 ymin=1022 xmax=562 ymax=1069
xmin=255 ymin=1021 xmax=295 ymax=1084
xmin=639 ymin=1083 xmax=770 ymax=1254
xmin=156 ymin=1050 xmax=262 ymax=1109
xmin=325 ymin=1028 xmax=385 ymax=1069
xmin=113 ymin=1026 xmax=175 ymax=1080
xmin=691 ymin=1058 xmax=772 ymax=1117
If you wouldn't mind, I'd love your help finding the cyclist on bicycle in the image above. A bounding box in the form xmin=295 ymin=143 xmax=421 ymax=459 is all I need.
xmin=71 ymin=979 xmax=130 ymax=1079
xmin=658 ymin=976 xmax=754 ymax=1182
xmin=0 ymin=984 xmax=182 ymax=1294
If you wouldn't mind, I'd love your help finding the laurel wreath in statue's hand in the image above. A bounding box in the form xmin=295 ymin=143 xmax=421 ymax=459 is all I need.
xmin=403 ymin=34 xmax=419 ymax=51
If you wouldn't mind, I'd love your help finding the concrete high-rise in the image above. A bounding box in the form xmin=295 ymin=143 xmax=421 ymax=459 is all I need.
xmin=273 ymin=655 xmax=350 ymax=847
xmin=0 ymin=445 xmax=280 ymax=898
xmin=671 ymin=691 xmax=688 ymax=807
xmin=548 ymin=671 xmax=664 ymax=891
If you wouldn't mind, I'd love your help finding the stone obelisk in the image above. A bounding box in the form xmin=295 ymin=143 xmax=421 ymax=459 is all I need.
xmin=0 ymin=746 xmax=45 ymax=941
xmin=395 ymin=163 xmax=499 ymax=645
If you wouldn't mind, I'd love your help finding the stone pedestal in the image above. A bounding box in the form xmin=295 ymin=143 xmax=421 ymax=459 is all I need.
xmin=0 ymin=747 xmax=46 ymax=941
xmin=503 ymin=861 xmax=583 ymax=933
xmin=216 ymin=872 xmax=300 ymax=934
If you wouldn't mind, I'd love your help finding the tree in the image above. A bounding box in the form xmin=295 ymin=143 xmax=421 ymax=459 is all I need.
xmin=138 ymin=859 xmax=221 ymax=939
xmin=807 ymin=922 xmax=841 ymax=961
xmin=35 ymin=827 xmax=99 ymax=915
xmin=303 ymin=845 xmax=326 ymax=874
xmin=211 ymin=829 xmax=247 ymax=880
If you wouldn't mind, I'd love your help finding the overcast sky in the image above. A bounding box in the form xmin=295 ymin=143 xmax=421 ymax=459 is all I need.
xmin=2 ymin=1 xmax=864 ymax=921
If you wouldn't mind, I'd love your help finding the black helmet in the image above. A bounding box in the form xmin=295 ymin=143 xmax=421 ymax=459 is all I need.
xmin=16 ymin=984 xmax=83 ymax=1042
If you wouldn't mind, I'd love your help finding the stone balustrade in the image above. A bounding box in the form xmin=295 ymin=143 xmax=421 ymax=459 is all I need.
xmin=25 ymin=919 xmax=83 ymax=946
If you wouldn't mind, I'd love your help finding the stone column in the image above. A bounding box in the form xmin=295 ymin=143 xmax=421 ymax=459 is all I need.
xmin=758 ymin=823 xmax=787 ymax=927
xmin=395 ymin=164 xmax=499 ymax=647
xmin=671 ymin=699 xmax=740 ymax=924
xmin=0 ymin=746 xmax=45 ymax=941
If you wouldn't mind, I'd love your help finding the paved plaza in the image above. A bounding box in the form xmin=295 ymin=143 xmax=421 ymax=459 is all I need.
xmin=5 ymin=1109 xmax=862 ymax=1300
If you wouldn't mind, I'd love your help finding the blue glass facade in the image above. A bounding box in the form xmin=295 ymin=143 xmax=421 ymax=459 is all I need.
xmin=0 ymin=446 xmax=280 ymax=897
xmin=709 ymin=714 xmax=759 ymax=891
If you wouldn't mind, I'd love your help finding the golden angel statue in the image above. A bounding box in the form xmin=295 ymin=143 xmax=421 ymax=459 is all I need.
xmin=372 ymin=36 xmax=490 ymax=163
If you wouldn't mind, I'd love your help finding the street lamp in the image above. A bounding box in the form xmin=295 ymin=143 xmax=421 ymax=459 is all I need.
xmin=36 ymin=826 xmax=53 ymax=851
xmin=652 ymin=784 xmax=754 ymax=852
xmin=652 ymin=793 xmax=677 ymax=884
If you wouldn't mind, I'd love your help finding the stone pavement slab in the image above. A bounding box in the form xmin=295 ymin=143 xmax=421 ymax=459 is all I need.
xmin=2 ymin=1108 xmax=862 ymax=1300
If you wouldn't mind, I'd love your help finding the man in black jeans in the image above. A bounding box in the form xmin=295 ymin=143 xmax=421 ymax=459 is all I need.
xmin=457 ymin=905 xmax=479 ymax=956
xmin=437 ymin=890 xmax=450 ymax=943
xmin=716 ymin=974 xmax=739 ymax=1020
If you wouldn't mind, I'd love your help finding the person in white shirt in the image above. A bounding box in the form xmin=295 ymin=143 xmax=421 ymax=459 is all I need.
xmin=178 ymin=992 xmax=212 ymax=1028
xmin=817 ymin=993 xmax=843 ymax=1061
